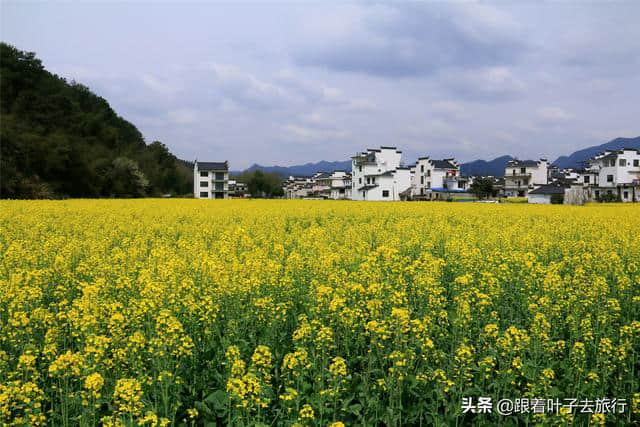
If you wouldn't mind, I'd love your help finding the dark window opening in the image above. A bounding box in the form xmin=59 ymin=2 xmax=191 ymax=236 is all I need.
xmin=382 ymin=190 xmax=389 ymax=198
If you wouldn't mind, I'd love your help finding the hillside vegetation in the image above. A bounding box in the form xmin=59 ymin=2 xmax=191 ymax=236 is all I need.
xmin=0 ymin=43 xmax=192 ymax=198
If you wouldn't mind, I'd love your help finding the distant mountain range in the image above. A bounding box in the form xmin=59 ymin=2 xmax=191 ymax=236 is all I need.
xmin=234 ymin=160 xmax=352 ymax=177
xmin=459 ymin=155 xmax=515 ymax=176
xmin=552 ymin=136 xmax=640 ymax=169
xmin=236 ymin=156 xmax=518 ymax=177
xmin=233 ymin=136 xmax=640 ymax=178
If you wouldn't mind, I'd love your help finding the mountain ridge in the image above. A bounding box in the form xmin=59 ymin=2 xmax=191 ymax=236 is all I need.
xmin=552 ymin=136 xmax=640 ymax=169
xmin=237 ymin=136 xmax=640 ymax=178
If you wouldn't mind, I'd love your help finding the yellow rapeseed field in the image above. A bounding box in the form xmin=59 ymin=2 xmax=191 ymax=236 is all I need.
xmin=1 ymin=199 xmax=639 ymax=426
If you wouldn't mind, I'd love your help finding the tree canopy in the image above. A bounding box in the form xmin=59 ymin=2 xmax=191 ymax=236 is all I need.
xmin=1 ymin=43 xmax=192 ymax=198
xmin=469 ymin=177 xmax=498 ymax=200
xmin=234 ymin=170 xmax=284 ymax=198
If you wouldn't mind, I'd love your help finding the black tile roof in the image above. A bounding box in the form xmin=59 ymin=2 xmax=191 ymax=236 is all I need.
xmin=431 ymin=160 xmax=457 ymax=169
xmin=197 ymin=161 xmax=228 ymax=171
xmin=357 ymin=184 xmax=378 ymax=191
xmin=508 ymin=160 xmax=539 ymax=167
xmin=529 ymin=184 xmax=567 ymax=195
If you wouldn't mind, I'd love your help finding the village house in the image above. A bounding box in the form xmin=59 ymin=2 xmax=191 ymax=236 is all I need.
xmin=228 ymin=180 xmax=248 ymax=198
xmin=575 ymin=148 xmax=640 ymax=202
xmin=314 ymin=170 xmax=352 ymax=199
xmin=283 ymin=175 xmax=314 ymax=199
xmin=503 ymin=159 xmax=549 ymax=197
xmin=194 ymin=161 xmax=229 ymax=199
xmin=527 ymin=183 xmax=567 ymax=204
xmin=351 ymin=146 xmax=411 ymax=201
xmin=410 ymin=157 xmax=468 ymax=200
xmin=310 ymin=172 xmax=331 ymax=198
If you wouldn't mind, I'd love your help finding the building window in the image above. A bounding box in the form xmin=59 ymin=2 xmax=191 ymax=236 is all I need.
xmin=200 ymin=192 xmax=208 ymax=197
xmin=382 ymin=190 xmax=389 ymax=198
xmin=623 ymin=191 xmax=629 ymax=199
xmin=458 ymin=181 xmax=464 ymax=189
xmin=214 ymin=192 xmax=224 ymax=199
xmin=619 ymin=159 xmax=627 ymax=167
xmin=607 ymin=175 xmax=613 ymax=183
xmin=584 ymin=175 xmax=590 ymax=183
xmin=200 ymin=171 xmax=208 ymax=177
xmin=610 ymin=160 xmax=616 ymax=167
xmin=372 ymin=177 xmax=376 ymax=184
xmin=366 ymin=177 xmax=370 ymax=184
xmin=358 ymin=166 xmax=362 ymax=172
xmin=427 ymin=170 xmax=431 ymax=177
xmin=427 ymin=181 xmax=431 ymax=188
xmin=215 ymin=172 xmax=225 ymax=180
xmin=420 ymin=188 xmax=424 ymax=195
xmin=200 ymin=181 xmax=208 ymax=187
xmin=420 ymin=165 xmax=424 ymax=172
xmin=634 ymin=159 xmax=639 ymax=167
xmin=595 ymin=190 xmax=600 ymax=199
xmin=420 ymin=176 xmax=424 ymax=184
xmin=521 ymin=167 xmax=526 ymax=174
xmin=359 ymin=177 xmax=362 ymax=184
xmin=215 ymin=182 xmax=224 ymax=191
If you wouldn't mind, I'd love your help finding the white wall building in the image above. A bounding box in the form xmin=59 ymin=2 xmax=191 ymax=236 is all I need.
xmin=577 ymin=149 xmax=640 ymax=202
xmin=321 ymin=171 xmax=352 ymax=199
xmin=410 ymin=157 xmax=465 ymax=200
xmin=194 ymin=161 xmax=229 ymax=199
xmin=284 ymin=176 xmax=314 ymax=199
xmin=503 ymin=159 xmax=549 ymax=197
xmin=351 ymin=146 xmax=411 ymax=201
xmin=527 ymin=183 xmax=567 ymax=204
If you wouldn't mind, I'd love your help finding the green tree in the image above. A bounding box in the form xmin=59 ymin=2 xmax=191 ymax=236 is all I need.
xmin=0 ymin=42 xmax=193 ymax=198
xmin=469 ymin=177 xmax=497 ymax=199
xmin=241 ymin=170 xmax=284 ymax=198
xmin=107 ymin=157 xmax=149 ymax=197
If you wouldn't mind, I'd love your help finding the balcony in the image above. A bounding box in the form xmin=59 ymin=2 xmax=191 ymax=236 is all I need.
xmin=507 ymin=172 xmax=532 ymax=178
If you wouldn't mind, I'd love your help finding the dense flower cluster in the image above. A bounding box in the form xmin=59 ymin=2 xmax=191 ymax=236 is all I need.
xmin=0 ymin=199 xmax=639 ymax=425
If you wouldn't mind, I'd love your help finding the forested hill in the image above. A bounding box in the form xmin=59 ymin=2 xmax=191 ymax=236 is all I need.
xmin=0 ymin=43 xmax=192 ymax=198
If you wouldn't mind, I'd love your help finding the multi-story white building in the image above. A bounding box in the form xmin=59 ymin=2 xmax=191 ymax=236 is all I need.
xmin=284 ymin=175 xmax=314 ymax=199
xmin=194 ymin=161 xmax=229 ymax=199
xmin=284 ymin=171 xmax=353 ymax=199
xmin=228 ymin=180 xmax=247 ymax=198
xmin=351 ymin=146 xmax=411 ymax=201
xmin=503 ymin=159 xmax=549 ymax=197
xmin=314 ymin=171 xmax=352 ymax=199
xmin=575 ymin=148 xmax=640 ymax=202
xmin=410 ymin=157 xmax=466 ymax=200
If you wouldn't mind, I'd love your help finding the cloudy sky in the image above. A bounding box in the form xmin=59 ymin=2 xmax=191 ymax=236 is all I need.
xmin=2 ymin=1 xmax=639 ymax=168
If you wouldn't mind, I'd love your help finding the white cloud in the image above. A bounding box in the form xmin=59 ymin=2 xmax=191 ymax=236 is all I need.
xmin=167 ymin=109 xmax=198 ymax=125
xmin=282 ymin=124 xmax=348 ymax=142
xmin=537 ymin=107 xmax=575 ymax=124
